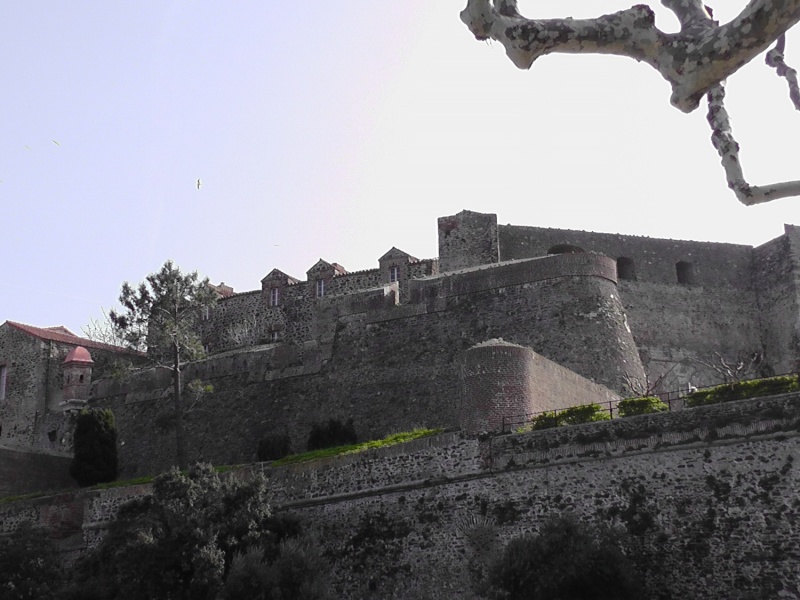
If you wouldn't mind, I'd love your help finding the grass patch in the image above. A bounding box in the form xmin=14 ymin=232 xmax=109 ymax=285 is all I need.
xmin=271 ymin=428 xmax=444 ymax=467
xmin=0 ymin=492 xmax=47 ymax=505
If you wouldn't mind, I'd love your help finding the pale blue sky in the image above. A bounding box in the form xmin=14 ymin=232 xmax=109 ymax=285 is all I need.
xmin=2 ymin=1 xmax=799 ymax=334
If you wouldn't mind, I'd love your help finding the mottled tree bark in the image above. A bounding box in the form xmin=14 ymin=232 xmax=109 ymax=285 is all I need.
xmin=461 ymin=0 xmax=800 ymax=204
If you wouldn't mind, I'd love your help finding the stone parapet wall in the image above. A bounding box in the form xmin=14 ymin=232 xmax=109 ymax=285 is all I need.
xmin=3 ymin=394 xmax=800 ymax=598
xmin=498 ymin=223 xmax=754 ymax=288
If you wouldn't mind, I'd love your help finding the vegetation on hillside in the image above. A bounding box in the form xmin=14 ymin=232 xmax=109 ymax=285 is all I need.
xmin=486 ymin=515 xmax=643 ymax=600
xmin=70 ymin=408 xmax=119 ymax=487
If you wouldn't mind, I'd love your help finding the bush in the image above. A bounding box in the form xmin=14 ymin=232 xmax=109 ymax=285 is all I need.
xmin=307 ymin=419 xmax=357 ymax=451
xmin=69 ymin=463 xmax=274 ymax=600
xmin=0 ymin=522 xmax=64 ymax=600
xmin=70 ymin=408 xmax=119 ymax=487
xmin=560 ymin=403 xmax=610 ymax=425
xmin=220 ymin=535 xmax=331 ymax=600
xmin=258 ymin=433 xmax=292 ymax=461
xmin=618 ymin=396 xmax=669 ymax=417
xmin=686 ymin=375 xmax=800 ymax=407
xmin=487 ymin=515 xmax=643 ymax=600
xmin=529 ymin=404 xmax=610 ymax=430
xmin=529 ymin=411 xmax=561 ymax=430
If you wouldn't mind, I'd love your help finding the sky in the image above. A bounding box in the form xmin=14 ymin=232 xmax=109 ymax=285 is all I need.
xmin=2 ymin=1 xmax=800 ymax=335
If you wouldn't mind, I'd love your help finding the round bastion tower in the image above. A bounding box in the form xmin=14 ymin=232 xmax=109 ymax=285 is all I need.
xmin=461 ymin=340 xmax=537 ymax=436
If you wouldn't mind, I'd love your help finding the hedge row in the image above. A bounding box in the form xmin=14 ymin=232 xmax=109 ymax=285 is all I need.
xmin=529 ymin=403 xmax=610 ymax=430
xmin=685 ymin=375 xmax=800 ymax=407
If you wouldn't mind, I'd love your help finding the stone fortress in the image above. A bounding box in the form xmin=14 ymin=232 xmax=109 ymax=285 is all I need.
xmin=4 ymin=209 xmax=800 ymax=479
xmin=4 ymin=210 xmax=800 ymax=598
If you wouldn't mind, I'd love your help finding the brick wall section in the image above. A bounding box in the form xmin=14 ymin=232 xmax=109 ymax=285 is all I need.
xmin=460 ymin=341 xmax=620 ymax=435
xmin=461 ymin=342 xmax=537 ymax=435
xmin=4 ymin=394 xmax=800 ymax=599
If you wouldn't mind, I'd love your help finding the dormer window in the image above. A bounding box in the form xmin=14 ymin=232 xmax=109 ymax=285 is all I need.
xmin=316 ymin=279 xmax=325 ymax=298
xmin=389 ymin=266 xmax=400 ymax=283
xmin=270 ymin=287 xmax=280 ymax=307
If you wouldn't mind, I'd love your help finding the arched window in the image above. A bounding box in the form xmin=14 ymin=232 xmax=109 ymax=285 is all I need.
xmin=616 ymin=257 xmax=636 ymax=281
xmin=676 ymin=261 xmax=695 ymax=284
xmin=547 ymin=244 xmax=585 ymax=255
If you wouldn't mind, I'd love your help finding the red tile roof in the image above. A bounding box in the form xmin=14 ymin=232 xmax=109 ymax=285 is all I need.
xmin=4 ymin=321 xmax=145 ymax=356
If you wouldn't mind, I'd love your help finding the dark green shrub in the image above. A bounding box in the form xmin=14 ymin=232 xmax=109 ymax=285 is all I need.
xmin=686 ymin=375 xmax=800 ymax=407
xmin=618 ymin=396 xmax=669 ymax=417
xmin=258 ymin=433 xmax=292 ymax=461
xmin=560 ymin=403 xmax=610 ymax=425
xmin=0 ymin=522 xmax=64 ymax=600
xmin=70 ymin=408 xmax=119 ymax=487
xmin=69 ymin=463 xmax=274 ymax=600
xmin=487 ymin=515 xmax=643 ymax=600
xmin=529 ymin=411 xmax=561 ymax=430
xmin=307 ymin=419 xmax=357 ymax=451
xmin=528 ymin=404 xmax=609 ymax=430
xmin=220 ymin=536 xmax=331 ymax=600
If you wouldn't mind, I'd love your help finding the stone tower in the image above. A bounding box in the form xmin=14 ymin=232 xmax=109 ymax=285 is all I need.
xmin=61 ymin=346 xmax=93 ymax=413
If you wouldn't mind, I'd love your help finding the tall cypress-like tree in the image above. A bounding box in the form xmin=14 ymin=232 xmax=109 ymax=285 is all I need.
xmin=70 ymin=408 xmax=119 ymax=487
xmin=110 ymin=260 xmax=216 ymax=469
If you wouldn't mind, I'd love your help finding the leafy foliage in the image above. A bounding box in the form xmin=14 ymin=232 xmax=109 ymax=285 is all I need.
xmin=110 ymin=260 xmax=217 ymax=468
xmin=69 ymin=463 xmax=275 ymax=600
xmin=110 ymin=260 xmax=216 ymax=361
xmin=528 ymin=404 xmax=610 ymax=430
xmin=686 ymin=375 xmax=800 ymax=407
xmin=306 ymin=418 xmax=357 ymax=451
xmin=487 ymin=515 xmax=643 ymax=600
xmin=0 ymin=522 xmax=64 ymax=600
xmin=70 ymin=408 xmax=119 ymax=487
xmin=220 ymin=535 xmax=331 ymax=600
xmin=618 ymin=396 xmax=669 ymax=417
xmin=257 ymin=433 xmax=293 ymax=462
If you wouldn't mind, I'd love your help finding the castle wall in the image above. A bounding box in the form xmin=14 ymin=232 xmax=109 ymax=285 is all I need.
xmin=91 ymin=254 xmax=644 ymax=477
xmin=4 ymin=394 xmax=800 ymax=599
xmin=753 ymin=225 xmax=800 ymax=375
xmin=438 ymin=210 xmax=500 ymax=273
xmin=0 ymin=447 xmax=75 ymax=497
xmin=496 ymin=224 xmax=775 ymax=388
xmin=498 ymin=224 xmax=754 ymax=287
xmin=0 ymin=325 xmax=48 ymax=447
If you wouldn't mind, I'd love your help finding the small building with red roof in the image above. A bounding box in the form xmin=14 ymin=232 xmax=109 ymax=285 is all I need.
xmin=0 ymin=320 xmax=143 ymax=454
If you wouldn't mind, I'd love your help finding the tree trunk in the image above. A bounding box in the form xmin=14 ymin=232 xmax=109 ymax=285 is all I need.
xmin=173 ymin=343 xmax=188 ymax=470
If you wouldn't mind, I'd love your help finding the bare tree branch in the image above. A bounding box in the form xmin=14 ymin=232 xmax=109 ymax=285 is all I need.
xmin=707 ymin=81 xmax=800 ymax=204
xmin=461 ymin=0 xmax=800 ymax=113
xmin=766 ymin=33 xmax=800 ymax=110
xmin=462 ymin=1 xmax=800 ymax=204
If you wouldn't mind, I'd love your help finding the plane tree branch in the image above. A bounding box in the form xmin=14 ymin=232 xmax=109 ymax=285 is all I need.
xmin=460 ymin=0 xmax=800 ymax=112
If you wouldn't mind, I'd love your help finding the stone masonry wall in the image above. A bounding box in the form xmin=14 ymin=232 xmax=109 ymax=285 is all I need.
xmin=0 ymin=325 xmax=48 ymax=448
xmin=497 ymin=224 xmax=778 ymax=389
xmin=753 ymin=226 xmax=800 ymax=376
xmin=91 ymin=254 xmax=644 ymax=478
xmin=3 ymin=394 xmax=800 ymax=599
